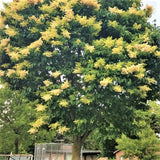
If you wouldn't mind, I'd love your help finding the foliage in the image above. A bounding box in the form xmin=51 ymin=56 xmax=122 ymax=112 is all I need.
xmin=116 ymin=110 xmax=160 ymax=160
xmin=0 ymin=87 xmax=55 ymax=154
xmin=0 ymin=0 xmax=160 ymax=159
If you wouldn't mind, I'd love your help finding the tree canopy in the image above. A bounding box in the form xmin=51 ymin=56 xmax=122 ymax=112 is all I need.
xmin=0 ymin=0 xmax=160 ymax=159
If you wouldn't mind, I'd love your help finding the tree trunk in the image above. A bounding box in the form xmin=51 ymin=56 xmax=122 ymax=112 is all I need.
xmin=15 ymin=138 xmax=19 ymax=154
xmin=72 ymin=132 xmax=91 ymax=160
xmin=72 ymin=136 xmax=83 ymax=160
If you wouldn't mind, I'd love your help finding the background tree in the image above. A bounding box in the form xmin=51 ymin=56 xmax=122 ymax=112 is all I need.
xmin=0 ymin=86 xmax=55 ymax=154
xmin=0 ymin=0 xmax=160 ymax=159
xmin=116 ymin=109 xmax=160 ymax=160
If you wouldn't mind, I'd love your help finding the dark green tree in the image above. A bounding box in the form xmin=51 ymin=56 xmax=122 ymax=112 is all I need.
xmin=0 ymin=0 xmax=160 ymax=159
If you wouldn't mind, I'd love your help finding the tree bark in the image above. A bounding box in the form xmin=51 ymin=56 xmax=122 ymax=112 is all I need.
xmin=72 ymin=136 xmax=83 ymax=160
xmin=72 ymin=131 xmax=92 ymax=160
xmin=15 ymin=138 xmax=19 ymax=154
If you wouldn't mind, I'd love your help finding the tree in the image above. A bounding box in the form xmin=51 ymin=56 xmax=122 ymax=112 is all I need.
xmin=0 ymin=0 xmax=160 ymax=159
xmin=0 ymin=87 xmax=35 ymax=154
xmin=116 ymin=110 xmax=160 ymax=160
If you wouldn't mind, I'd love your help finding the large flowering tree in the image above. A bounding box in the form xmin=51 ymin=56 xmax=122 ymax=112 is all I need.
xmin=0 ymin=0 xmax=160 ymax=159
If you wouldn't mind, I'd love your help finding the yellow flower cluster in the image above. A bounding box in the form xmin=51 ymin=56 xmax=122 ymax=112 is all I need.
xmin=61 ymin=81 xmax=69 ymax=90
xmin=52 ymin=71 xmax=61 ymax=78
xmin=28 ymin=38 xmax=43 ymax=49
xmin=58 ymin=126 xmax=70 ymax=134
xmin=42 ymin=94 xmax=52 ymax=101
xmin=43 ymin=51 xmax=53 ymax=57
xmin=5 ymin=28 xmax=18 ymax=37
xmin=62 ymin=29 xmax=71 ymax=38
xmin=113 ymin=85 xmax=124 ymax=92
xmin=139 ymin=85 xmax=151 ymax=92
xmin=105 ymin=62 xmax=123 ymax=71
xmin=94 ymin=58 xmax=105 ymax=68
xmin=85 ymin=44 xmax=95 ymax=53
xmin=108 ymin=20 xmax=118 ymax=28
xmin=112 ymin=46 xmax=123 ymax=54
xmin=121 ymin=64 xmax=144 ymax=75
xmin=104 ymin=37 xmax=115 ymax=48
xmin=59 ymin=100 xmax=68 ymax=107
xmin=146 ymin=78 xmax=156 ymax=84
xmin=155 ymin=51 xmax=160 ymax=58
xmin=109 ymin=7 xmax=124 ymax=14
xmin=0 ymin=38 xmax=10 ymax=48
xmin=80 ymin=96 xmax=91 ymax=105
xmin=39 ymin=4 xmax=54 ymax=13
xmin=43 ymin=80 xmax=53 ymax=86
xmin=41 ymin=28 xmax=58 ymax=42
xmin=49 ymin=122 xmax=60 ymax=129
xmin=134 ymin=73 xmax=144 ymax=79
xmin=100 ymin=77 xmax=112 ymax=87
xmin=7 ymin=51 xmax=21 ymax=61
xmin=16 ymin=70 xmax=28 ymax=79
xmin=116 ymin=37 xmax=123 ymax=46
xmin=0 ymin=14 xmax=4 ymax=29
xmin=126 ymin=44 xmax=138 ymax=58
xmin=84 ymin=74 xmax=96 ymax=82
xmin=133 ymin=23 xmax=142 ymax=30
xmin=80 ymin=0 xmax=100 ymax=10
xmin=128 ymin=7 xmax=145 ymax=16
xmin=73 ymin=62 xmax=82 ymax=74
xmin=0 ymin=70 xmax=5 ymax=77
xmin=36 ymin=104 xmax=47 ymax=112
xmin=50 ymin=89 xmax=62 ymax=96
xmin=28 ymin=128 xmax=38 ymax=134
xmin=31 ymin=117 xmax=45 ymax=128
xmin=133 ymin=43 xmax=157 ymax=53
xmin=6 ymin=69 xmax=16 ymax=77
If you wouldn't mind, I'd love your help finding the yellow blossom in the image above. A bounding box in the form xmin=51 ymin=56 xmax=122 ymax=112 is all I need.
xmin=36 ymin=104 xmax=47 ymax=112
xmin=0 ymin=70 xmax=5 ymax=76
xmin=20 ymin=48 xmax=30 ymax=56
xmin=52 ymin=71 xmax=61 ymax=78
xmin=80 ymin=0 xmax=101 ymax=10
xmin=43 ymin=80 xmax=53 ymax=86
xmin=28 ymin=38 xmax=43 ymax=49
xmin=49 ymin=122 xmax=60 ymax=129
xmin=112 ymin=46 xmax=123 ymax=54
xmin=133 ymin=23 xmax=141 ymax=30
xmin=134 ymin=73 xmax=144 ymax=79
xmin=5 ymin=28 xmax=18 ymax=37
xmin=31 ymin=117 xmax=45 ymax=128
xmin=0 ymin=38 xmax=10 ymax=47
xmin=116 ymin=37 xmax=123 ymax=46
xmin=6 ymin=69 xmax=16 ymax=77
xmin=80 ymin=96 xmax=91 ymax=105
xmin=134 ymin=43 xmax=157 ymax=53
xmin=16 ymin=70 xmax=28 ymax=79
xmin=139 ymin=85 xmax=151 ymax=92
xmin=61 ymin=81 xmax=69 ymax=90
xmin=28 ymin=128 xmax=38 ymax=134
xmin=113 ymin=85 xmax=123 ymax=92
xmin=85 ymin=44 xmax=95 ymax=53
xmin=59 ymin=100 xmax=68 ymax=107
xmin=50 ymin=89 xmax=62 ymax=96
xmin=84 ymin=74 xmax=96 ymax=82
xmin=146 ymin=78 xmax=156 ymax=84
xmin=128 ymin=51 xmax=138 ymax=58
xmin=155 ymin=51 xmax=160 ymax=58
xmin=94 ymin=58 xmax=105 ymax=68
xmin=43 ymin=51 xmax=53 ymax=57
xmin=42 ymin=94 xmax=52 ymax=101
xmin=109 ymin=7 xmax=124 ymax=14
xmin=108 ymin=20 xmax=118 ymax=28
xmin=58 ymin=126 xmax=70 ymax=134
xmin=100 ymin=77 xmax=112 ymax=87
xmin=62 ymin=29 xmax=71 ymax=38
xmin=73 ymin=62 xmax=82 ymax=74
xmin=105 ymin=37 xmax=115 ymax=48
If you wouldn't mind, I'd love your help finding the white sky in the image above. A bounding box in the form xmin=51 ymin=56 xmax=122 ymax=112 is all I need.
xmin=0 ymin=0 xmax=160 ymax=26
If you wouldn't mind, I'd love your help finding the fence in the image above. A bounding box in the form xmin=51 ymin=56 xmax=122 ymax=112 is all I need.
xmin=0 ymin=154 xmax=33 ymax=160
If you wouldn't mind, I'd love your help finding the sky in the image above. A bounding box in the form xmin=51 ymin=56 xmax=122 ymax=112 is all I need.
xmin=0 ymin=0 xmax=160 ymax=26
